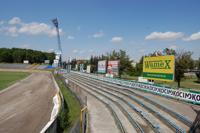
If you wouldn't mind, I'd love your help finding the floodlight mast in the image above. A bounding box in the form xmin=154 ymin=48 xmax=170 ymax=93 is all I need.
xmin=52 ymin=18 xmax=62 ymax=67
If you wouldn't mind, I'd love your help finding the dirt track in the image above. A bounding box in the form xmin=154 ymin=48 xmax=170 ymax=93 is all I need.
xmin=0 ymin=71 xmax=56 ymax=133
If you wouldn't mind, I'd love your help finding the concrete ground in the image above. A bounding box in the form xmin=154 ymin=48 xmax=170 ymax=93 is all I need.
xmin=0 ymin=71 xmax=56 ymax=133
xmin=83 ymin=91 xmax=120 ymax=133
xmin=68 ymin=72 xmax=200 ymax=132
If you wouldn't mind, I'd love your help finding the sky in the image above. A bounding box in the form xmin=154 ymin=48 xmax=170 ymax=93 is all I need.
xmin=0 ymin=0 xmax=200 ymax=61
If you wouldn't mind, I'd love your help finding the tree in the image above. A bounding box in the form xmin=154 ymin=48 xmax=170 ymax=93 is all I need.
xmin=71 ymin=58 xmax=77 ymax=70
xmin=195 ymin=58 xmax=200 ymax=82
xmin=175 ymin=51 xmax=194 ymax=88
xmin=135 ymin=56 xmax=144 ymax=76
xmin=0 ymin=48 xmax=55 ymax=64
xmin=0 ymin=48 xmax=13 ymax=62
xmin=117 ymin=50 xmax=134 ymax=77
xmin=12 ymin=49 xmax=25 ymax=63
xmin=90 ymin=55 xmax=99 ymax=73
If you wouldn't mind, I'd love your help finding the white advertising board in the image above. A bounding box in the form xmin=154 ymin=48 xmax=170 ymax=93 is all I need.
xmin=75 ymin=64 xmax=78 ymax=70
xmin=44 ymin=60 xmax=50 ymax=64
xmin=55 ymin=55 xmax=60 ymax=60
xmin=98 ymin=60 xmax=106 ymax=73
xmin=53 ymin=59 xmax=59 ymax=64
xmin=23 ymin=60 xmax=29 ymax=64
xmin=86 ymin=65 xmax=91 ymax=73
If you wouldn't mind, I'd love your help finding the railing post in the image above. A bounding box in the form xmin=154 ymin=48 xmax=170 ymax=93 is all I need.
xmin=80 ymin=106 xmax=87 ymax=133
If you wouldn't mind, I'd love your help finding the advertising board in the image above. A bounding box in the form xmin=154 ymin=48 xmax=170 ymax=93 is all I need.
xmin=53 ymin=59 xmax=59 ymax=64
xmin=143 ymin=55 xmax=175 ymax=82
xmin=80 ymin=64 xmax=84 ymax=72
xmin=75 ymin=64 xmax=78 ymax=70
xmin=86 ymin=65 xmax=91 ymax=73
xmin=44 ymin=60 xmax=50 ymax=64
xmin=98 ymin=60 xmax=106 ymax=73
xmin=23 ymin=60 xmax=29 ymax=64
xmin=107 ymin=60 xmax=119 ymax=76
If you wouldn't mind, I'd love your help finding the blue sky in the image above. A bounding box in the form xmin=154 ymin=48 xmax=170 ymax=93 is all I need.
xmin=0 ymin=0 xmax=200 ymax=61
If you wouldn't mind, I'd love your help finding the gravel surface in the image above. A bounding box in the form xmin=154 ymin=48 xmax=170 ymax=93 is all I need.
xmin=0 ymin=71 xmax=56 ymax=133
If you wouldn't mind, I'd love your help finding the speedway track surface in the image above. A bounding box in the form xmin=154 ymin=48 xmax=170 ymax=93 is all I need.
xmin=0 ymin=71 xmax=56 ymax=133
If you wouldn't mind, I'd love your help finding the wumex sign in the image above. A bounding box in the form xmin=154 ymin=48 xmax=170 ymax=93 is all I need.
xmin=143 ymin=55 xmax=175 ymax=82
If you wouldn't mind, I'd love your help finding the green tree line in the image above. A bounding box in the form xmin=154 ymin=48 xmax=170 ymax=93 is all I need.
xmin=0 ymin=48 xmax=55 ymax=64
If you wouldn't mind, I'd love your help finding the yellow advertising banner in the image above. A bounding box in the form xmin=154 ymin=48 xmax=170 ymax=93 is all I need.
xmin=143 ymin=55 xmax=175 ymax=81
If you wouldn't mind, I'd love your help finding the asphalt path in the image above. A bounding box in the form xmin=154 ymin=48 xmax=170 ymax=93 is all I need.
xmin=0 ymin=71 xmax=56 ymax=133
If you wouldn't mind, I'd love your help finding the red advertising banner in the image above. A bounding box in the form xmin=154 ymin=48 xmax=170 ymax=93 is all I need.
xmin=107 ymin=60 xmax=119 ymax=76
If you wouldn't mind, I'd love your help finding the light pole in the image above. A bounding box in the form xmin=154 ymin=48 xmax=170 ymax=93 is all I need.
xmin=52 ymin=18 xmax=62 ymax=67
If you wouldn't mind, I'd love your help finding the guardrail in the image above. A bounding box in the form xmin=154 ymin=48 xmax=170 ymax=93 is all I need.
xmin=72 ymin=71 xmax=200 ymax=105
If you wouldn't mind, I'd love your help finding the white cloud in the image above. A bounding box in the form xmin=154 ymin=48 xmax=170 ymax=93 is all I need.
xmin=139 ymin=49 xmax=145 ymax=53
xmin=0 ymin=20 xmax=4 ymax=25
xmin=8 ymin=17 xmax=22 ymax=25
xmin=111 ymin=36 xmax=123 ymax=43
xmin=20 ymin=44 xmax=30 ymax=49
xmin=183 ymin=32 xmax=200 ymax=41
xmin=67 ymin=35 xmax=75 ymax=40
xmin=72 ymin=49 xmax=78 ymax=53
xmin=48 ymin=48 xmax=55 ymax=53
xmin=169 ymin=45 xmax=177 ymax=50
xmin=88 ymin=49 xmax=94 ymax=52
xmin=18 ymin=22 xmax=61 ymax=37
xmin=145 ymin=32 xmax=184 ymax=41
xmin=72 ymin=49 xmax=94 ymax=55
xmin=0 ymin=17 xmax=63 ymax=37
xmin=92 ymin=31 xmax=104 ymax=38
xmin=2 ymin=26 xmax=18 ymax=37
xmin=79 ymin=50 xmax=85 ymax=54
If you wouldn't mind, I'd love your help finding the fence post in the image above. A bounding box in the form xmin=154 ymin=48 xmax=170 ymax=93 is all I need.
xmin=80 ymin=106 xmax=87 ymax=133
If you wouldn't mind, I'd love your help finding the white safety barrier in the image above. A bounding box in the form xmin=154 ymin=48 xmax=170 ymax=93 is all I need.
xmin=40 ymin=75 xmax=61 ymax=133
xmin=40 ymin=94 xmax=60 ymax=133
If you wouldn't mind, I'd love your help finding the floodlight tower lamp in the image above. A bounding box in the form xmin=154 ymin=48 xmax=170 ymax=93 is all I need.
xmin=52 ymin=18 xmax=63 ymax=67
xmin=52 ymin=18 xmax=62 ymax=53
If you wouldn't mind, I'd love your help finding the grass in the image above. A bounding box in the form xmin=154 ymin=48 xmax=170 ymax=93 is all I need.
xmin=121 ymin=75 xmax=138 ymax=80
xmin=0 ymin=71 xmax=30 ymax=91
xmin=54 ymin=74 xmax=81 ymax=132
xmin=121 ymin=74 xmax=200 ymax=90
xmin=155 ymin=77 xmax=200 ymax=90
